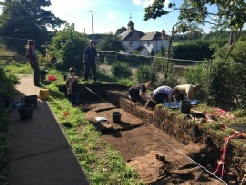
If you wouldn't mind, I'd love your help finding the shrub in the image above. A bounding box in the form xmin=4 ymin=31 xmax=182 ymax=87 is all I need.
xmin=50 ymin=24 xmax=88 ymax=73
xmin=134 ymin=64 xmax=158 ymax=83
xmin=111 ymin=61 xmax=132 ymax=78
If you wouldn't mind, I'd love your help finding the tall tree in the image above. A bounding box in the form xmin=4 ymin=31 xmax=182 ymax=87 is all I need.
xmin=144 ymin=0 xmax=246 ymax=30
xmin=0 ymin=0 xmax=66 ymax=54
xmin=115 ymin=27 xmax=127 ymax=36
xmin=50 ymin=23 xmax=88 ymax=72
xmin=186 ymin=31 xmax=203 ymax=40
xmin=97 ymin=33 xmax=125 ymax=51
xmin=144 ymin=0 xmax=246 ymax=78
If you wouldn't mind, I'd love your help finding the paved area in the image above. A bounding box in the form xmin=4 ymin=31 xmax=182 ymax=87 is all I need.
xmin=7 ymin=74 xmax=90 ymax=185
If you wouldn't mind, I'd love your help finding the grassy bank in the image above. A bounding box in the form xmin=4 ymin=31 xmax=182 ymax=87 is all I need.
xmin=4 ymin=62 xmax=144 ymax=185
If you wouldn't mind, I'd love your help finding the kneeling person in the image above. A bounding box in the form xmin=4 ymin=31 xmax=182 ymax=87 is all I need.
xmin=153 ymin=85 xmax=180 ymax=104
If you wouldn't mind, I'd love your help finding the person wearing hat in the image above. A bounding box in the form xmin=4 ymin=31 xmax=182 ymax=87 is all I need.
xmin=25 ymin=40 xmax=41 ymax=86
xmin=83 ymin=39 xmax=97 ymax=81
xmin=66 ymin=67 xmax=79 ymax=107
xmin=173 ymin=84 xmax=201 ymax=101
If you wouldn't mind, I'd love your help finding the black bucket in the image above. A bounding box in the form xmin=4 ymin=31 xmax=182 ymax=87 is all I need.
xmin=112 ymin=112 xmax=121 ymax=123
xmin=22 ymin=95 xmax=38 ymax=108
xmin=180 ymin=101 xmax=192 ymax=114
xmin=17 ymin=103 xmax=34 ymax=119
xmin=63 ymin=74 xmax=67 ymax=81
xmin=40 ymin=70 xmax=48 ymax=82
xmin=0 ymin=95 xmax=12 ymax=108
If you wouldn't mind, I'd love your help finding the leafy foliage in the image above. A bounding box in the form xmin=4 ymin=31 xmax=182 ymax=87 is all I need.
xmin=209 ymin=41 xmax=246 ymax=109
xmin=134 ymin=64 xmax=158 ymax=83
xmin=49 ymin=24 xmax=88 ymax=72
xmin=184 ymin=62 xmax=208 ymax=101
xmin=111 ymin=61 xmax=132 ymax=78
xmin=0 ymin=0 xmax=65 ymax=54
xmin=115 ymin=27 xmax=127 ymax=36
xmin=173 ymin=41 xmax=215 ymax=60
xmin=96 ymin=33 xmax=125 ymax=52
xmin=144 ymin=0 xmax=246 ymax=32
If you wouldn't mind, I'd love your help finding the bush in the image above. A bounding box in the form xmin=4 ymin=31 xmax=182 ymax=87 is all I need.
xmin=134 ymin=64 xmax=158 ymax=83
xmin=161 ymin=75 xmax=180 ymax=88
xmin=50 ymin=24 xmax=88 ymax=73
xmin=111 ymin=61 xmax=132 ymax=78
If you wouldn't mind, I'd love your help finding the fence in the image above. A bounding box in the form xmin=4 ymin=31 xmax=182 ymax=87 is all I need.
xmin=96 ymin=51 xmax=246 ymax=109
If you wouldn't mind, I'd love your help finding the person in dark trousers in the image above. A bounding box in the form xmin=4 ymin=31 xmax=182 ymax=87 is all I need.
xmin=128 ymin=81 xmax=153 ymax=104
xmin=152 ymin=85 xmax=180 ymax=104
xmin=25 ymin=40 xmax=41 ymax=86
xmin=66 ymin=67 xmax=79 ymax=107
xmin=83 ymin=39 xmax=97 ymax=81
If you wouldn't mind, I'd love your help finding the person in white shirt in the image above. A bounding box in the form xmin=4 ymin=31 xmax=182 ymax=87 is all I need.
xmin=152 ymin=85 xmax=180 ymax=104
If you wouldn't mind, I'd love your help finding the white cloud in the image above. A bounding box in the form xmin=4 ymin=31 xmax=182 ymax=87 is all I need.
xmin=133 ymin=0 xmax=170 ymax=8
xmin=133 ymin=0 xmax=154 ymax=8
xmin=108 ymin=11 xmax=117 ymax=20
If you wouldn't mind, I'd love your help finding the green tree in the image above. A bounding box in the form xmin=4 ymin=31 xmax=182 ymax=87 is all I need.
xmin=97 ymin=33 xmax=125 ymax=51
xmin=0 ymin=0 xmax=65 ymax=54
xmin=115 ymin=27 xmax=127 ymax=36
xmin=186 ymin=31 xmax=202 ymax=40
xmin=50 ymin=24 xmax=88 ymax=72
xmin=144 ymin=0 xmax=246 ymax=45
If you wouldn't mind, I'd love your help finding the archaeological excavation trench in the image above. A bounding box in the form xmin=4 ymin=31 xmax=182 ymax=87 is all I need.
xmin=60 ymin=83 xmax=246 ymax=185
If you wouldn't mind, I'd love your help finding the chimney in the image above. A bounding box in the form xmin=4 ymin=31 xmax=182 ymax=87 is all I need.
xmin=161 ymin=29 xmax=165 ymax=39
xmin=127 ymin=21 xmax=134 ymax=31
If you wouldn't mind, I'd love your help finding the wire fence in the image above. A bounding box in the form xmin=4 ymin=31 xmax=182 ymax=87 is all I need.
xmin=97 ymin=51 xmax=246 ymax=109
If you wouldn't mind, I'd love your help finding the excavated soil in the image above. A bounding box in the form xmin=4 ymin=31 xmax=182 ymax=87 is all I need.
xmin=60 ymin=83 xmax=246 ymax=185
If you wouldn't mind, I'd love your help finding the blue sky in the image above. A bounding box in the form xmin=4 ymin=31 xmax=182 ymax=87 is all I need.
xmin=0 ymin=0 xmax=217 ymax=34
xmin=45 ymin=0 xmax=215 ymax=34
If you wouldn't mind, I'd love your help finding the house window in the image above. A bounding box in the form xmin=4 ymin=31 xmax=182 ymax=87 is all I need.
xmin=147 ymin=41 xmax=150 ymax=47
xmin=129 ymin=41 xmax=133 ymax=47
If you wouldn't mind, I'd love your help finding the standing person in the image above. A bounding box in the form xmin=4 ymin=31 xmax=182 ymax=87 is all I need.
xmin=152 ymin=85 xmax=180 ymax=104
xmin=25 ymin=40 xmax=41 ymax=86
xmin=66 ymin=67 xmax=79 ymax=107
xmin=173 ymin=84 xmax=201 ymax=101
xmin=128 ymin=81 xmax=153 ymax=104
xmin=83 ymin=39 xmax=97 ymax=82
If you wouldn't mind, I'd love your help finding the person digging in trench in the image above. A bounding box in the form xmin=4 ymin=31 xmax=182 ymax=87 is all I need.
xmin=173 ymin=84 xmax=201 ymax=102
xmin=145 ymin=85 xmax=180 ymax=110
xmin=128 ymin=81 xmax=153 ymax=105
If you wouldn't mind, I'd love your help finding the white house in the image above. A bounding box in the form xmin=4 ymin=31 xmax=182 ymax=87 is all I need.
xmin=119 ymin=21 xmax=169 ymax=56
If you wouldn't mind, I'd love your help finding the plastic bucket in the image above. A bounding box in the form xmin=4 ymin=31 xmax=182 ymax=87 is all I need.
xmin=12 ymin=101 xmax=24 ymax=109
xmin=17 ymin=103 xmax=34 ymax=119
xmin=0 ymin=95 xmax=12 ymax=108
xmin=180 ymin=101 xmax=192 ymax=114
xmin=112 ymin=112 xmax=121 ymax=123
xmin=22 ymin=95 xmax=38 ymax=108
xmin=40 ymin=70 xmax=48 ymax=82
